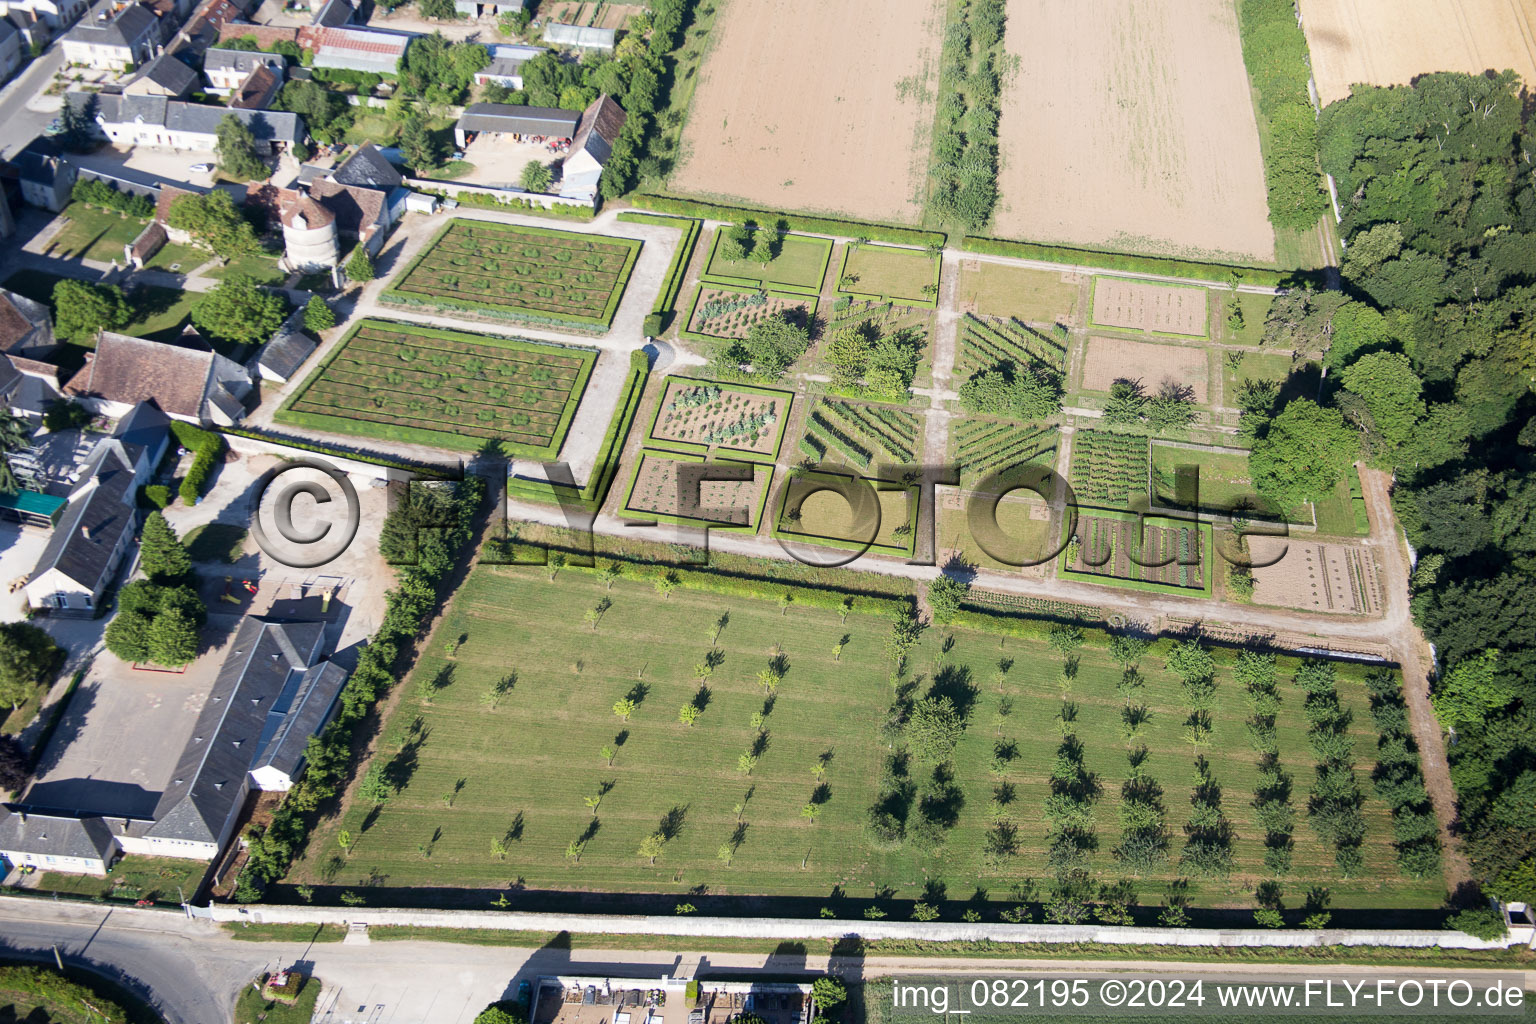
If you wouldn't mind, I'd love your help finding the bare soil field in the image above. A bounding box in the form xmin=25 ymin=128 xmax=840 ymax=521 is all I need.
xmin=993 ymin=0 xmax=1275 ymax=262
xmin=1081 ymin=336 xmax=1209 ymax=404
xmin=1300 ymin=0 xmax=1536 ymax=106
xmin=1092 ymin=279 xmax=1209 ymax=336
xmin=670 ymin=0 xmax=944 ymax=224
xmin=542 ymin=1 xmax=647 ymax=30
xmin=1249 ymin=536 xmax=1383 ymax=615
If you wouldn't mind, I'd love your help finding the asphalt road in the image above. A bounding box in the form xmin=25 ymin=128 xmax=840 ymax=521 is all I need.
xmin=0 ymin=49 xmax=63 ymax=160
xmin=3 ymin=900 xmax=1533 ymax=1024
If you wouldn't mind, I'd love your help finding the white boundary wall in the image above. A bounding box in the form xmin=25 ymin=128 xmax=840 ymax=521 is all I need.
xmin=208 ymin=904 xmax=1524 ymax=950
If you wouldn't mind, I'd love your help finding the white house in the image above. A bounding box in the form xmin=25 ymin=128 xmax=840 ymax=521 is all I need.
xmin=23 ymin=401 xmax=169 ymax=617
xmin=0 ymin=0 xmax=89 ymax=33
xmin=560 ymin=94 xmax=625 ymax=201
xmin=60 ymin=0 xmax=161 ymax=70
xmin=63 ymin=328 xmax=253 ymax=425
xmin=0 ymin=18 xmax=24 ymax=82
xmin=201 ymin=46 xmax=282 ymax=93
xmin=0 ymin=810 xmax=118 ymax=874
xmin=66 ymin=91 xmax=304 ymax=153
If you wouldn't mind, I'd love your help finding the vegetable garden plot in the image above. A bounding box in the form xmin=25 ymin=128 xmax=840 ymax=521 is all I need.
xmin=648 ymin=379 xmax=791 ymax=459
xmin=1090 ymin=278 xmax=1209 ymax=337
xmin=1064 ymin=511 xmax=1209 ymax=594
xmin=1068 ymin=431 xmax=1150 ymax=508
xmin=800 ymin=399 xmax=919 ymax=468
xmin=388 ymin=221 xmax=641 ymax=327
xmin=622 ymin=450 xmax=771 ymax=530
xmin=278 ymin=320 xmax=594 ymax=456
xmin=957 ymin=314 xmax=1068 ymax=374
xmin=954 ymin=420 xmax=1058 ymax=486
xmin=686 ymin=286 xmax=816 ymax=341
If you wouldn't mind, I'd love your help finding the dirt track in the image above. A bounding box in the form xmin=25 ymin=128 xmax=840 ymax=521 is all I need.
xmin=1301 ymin=0 xmax=1536 ymax=105
xmin=670 ymin=0 xmax=944 ymax=224
xmin=992 ymin=0 xmax=1275 ymax=262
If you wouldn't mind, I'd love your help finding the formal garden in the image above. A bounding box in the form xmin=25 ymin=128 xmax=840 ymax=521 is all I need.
xmin=277 ymin=564 xmax=1444 ymax=918
xmin=773 ymin=469 xmax=919 ymax=559
xmin=646 ymin=378 xmax=792 ymax=460
xmin=384 ymin=221 xmax=642 ymax=329
xmin=953 ymin=420 xmax=1059 ymax=489
xmin=798 ymin=399 xmax=920 ymax=470
xmin=621 ymin=449 xmax=774 ymax=530
xmin=957 ymin=314 xmax=1070 ymax=376
xmin=836 ymin=243 xmax=941 ymax=306
xmin=1068 ymin=431 xmax=1150 ymax=508
xmin=683 ymin=285 xmax=818 ymax=342
xmin=276 ymin=319 xmax=595 ymax=456
xmin=1060 ymin=509 xmax=1214 ymax=596
xmin=701 ymin=227 xmax=832 ymax=292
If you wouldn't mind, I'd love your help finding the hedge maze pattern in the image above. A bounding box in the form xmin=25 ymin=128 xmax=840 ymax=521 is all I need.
xmin=393 ymin=221 xmax=639 ymax=323
xmin=285 ymin=322 xmax=591 ymax=452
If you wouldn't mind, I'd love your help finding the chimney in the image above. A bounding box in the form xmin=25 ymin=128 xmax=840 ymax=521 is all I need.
xmin=81 ymin=524 xmax=92 ymax=541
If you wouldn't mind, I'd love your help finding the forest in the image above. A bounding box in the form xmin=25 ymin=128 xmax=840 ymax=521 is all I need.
xmin=1250 ymin=71 xmax=1534 ymax=907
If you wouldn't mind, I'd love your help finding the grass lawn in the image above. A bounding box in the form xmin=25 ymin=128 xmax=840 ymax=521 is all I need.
xmin=839 ymin=244 xmax=938 ymax=302
xmin=345 ymin=111 xmax=399 ymax=147
xmin=1150 ymin=443 xmax=1259 ymax=515
xmin=284 ymin=566 xmax=1440 ymax=912
xmin=205 ymin=250 xmax=286 ymax=286
xmin=143 ymin=242 xmax=207 ymax=273
xmin=957 ymin=262 xmax=1080 ymax=324
xmin=1311 ymin=467 xmax=1369 ymax=537
xmin=938 ymin=498 xmax=1055 ymax=571
xmin=1220 ymin=348 xmax=1293 ymax=401
xmin=703 ymin=230 xmax=832 ymax=292
xmin=233 ymin=973 xmax=322 ymax=1024
xmin=0 ymin=683 xmax=44 ymax=736
xmin=34 ymin=855 xmax=206 ymax=904
xmin=1212 ymin=290 xmax=1273 ymax=345
xmin=44 ymin=204 xmax=146 ymax=263
xmin=185 ymin=523 xmax=248 ymax=563
xmin=122 ymin=285 xmax=197 ymax=345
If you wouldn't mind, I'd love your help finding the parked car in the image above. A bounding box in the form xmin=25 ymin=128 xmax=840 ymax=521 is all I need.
xmin=188 ymin=162 xmax=214 ymax=173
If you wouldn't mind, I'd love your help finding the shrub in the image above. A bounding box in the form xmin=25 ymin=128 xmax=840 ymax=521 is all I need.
xmin=643 ymin=311 xmax=664 ymax=336
xmin=171 ymin=421 xmax=226 ymax=505
xmin=1447 ymin=906 xmax=1506 ymax=941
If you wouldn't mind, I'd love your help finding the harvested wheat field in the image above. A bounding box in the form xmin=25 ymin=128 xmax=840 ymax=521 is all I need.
xmin=993 ymin=0 xmax=1274 ymax=262
xmin=1081 ymin=336 xmax=1209 ymax=403
xmin=1249 ymin=536 xmax=1383 ymax=615
xmin=1300 ymin=0 xmax=1536 ymax=106
xmin=1092 ymin=279 xmax=1209 ymax=336
xmin=671 ymin=0 xmax=944 ymax=224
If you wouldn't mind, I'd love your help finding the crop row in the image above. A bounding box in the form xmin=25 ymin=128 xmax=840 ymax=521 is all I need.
xmin=957 ymin=423 xmax=1057 ymax=476
xmin=820 ymin=400 xmax=916 ymax=462
xmin=292 ymin=389 xmax=555 ymax=445
xmin=348 ymin=330 xmax=585 ymax=371
xmin=439 ymin=222 xmax=630 ymax=256
xmin=960 ymin=314 xmax=1065 ymax=371
xmin=1070 ymin=432 xmax=1149 ymax=503
xmin=806 ymin=410 xmax=872 ymax=469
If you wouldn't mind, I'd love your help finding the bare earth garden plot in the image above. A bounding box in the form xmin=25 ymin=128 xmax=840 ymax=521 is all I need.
xmin=1091 ymin=279 xmax=1209 ymax=337
xmin=385 ymin=221 xmax=641 ymax=329
xmin=1080 ymin=336 xmax=1210 ymax=404
xmin=670 ymin=0 xmax=945 ymax=223
xmin=992 ymin=0 xmax=1274 ymax=261
xmin=1062 ymin=509 xmax=1213 ymax=596
xmin=622 ymin=450 xmax=773 ymax=530
xmin=283 ymin=567 xmax=1442 ymax=911
xmin=277 ymin=320 xmax=594 ymax=456
xmin=1249 ymin=536 xmax=1383 ymax=616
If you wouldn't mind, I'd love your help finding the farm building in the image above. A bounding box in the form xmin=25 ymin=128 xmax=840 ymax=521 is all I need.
xmin=201 ymin=46 xmax=283 ymax=92
xmin=63 ymin=327 xmax=252 ymax=425
xmin=0 ymin=287 xmax=55 ymax=359
xmin=0 ymin=0 xmax=88 ymax=31
xmin=65 ymin=91 xmax=304 ymax=153
xmin=0 ymin=18 xmax=22 ymax=82
xmin=0 ymin=615 xmax=349 ymax=871
xmin=122 ymin=51 xmax=199 ymax=97
xmin=453 ymin=102 xmax=578 ymax=148
xmin=251 ymin=330 xmax=317 ymax=383
xmin=302 ymin=25 xmax=410 ymax=74
xmin=309 ymin=0 xmax=349 ymax=26
xmin=22 ymin=401 xmax=170 ymax=617
xmin=543 ymin=21 xmax=613 ymax=50
xmin=0 ymin=355 xmax=65 ymax=420
xmin=170 ymin=0 xmax=249 ymax=54
xmin=330 ymin=141 xmax=401 ymax=190
xmin=471 ymin=42 xmax=541 ymax=88
xmin=60 ymin=0 xmax=163 ymax=69
xmin=559 ymin=93 xmax=624 ymax=200
xmin=278 ymin=191 xmax=338 ymax=270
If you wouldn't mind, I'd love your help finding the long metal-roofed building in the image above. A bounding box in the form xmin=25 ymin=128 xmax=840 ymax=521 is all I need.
xmin=453 ymin=102 xmax=579 ymax=147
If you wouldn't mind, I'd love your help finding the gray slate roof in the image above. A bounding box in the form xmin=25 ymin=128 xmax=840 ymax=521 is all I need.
xmin=331 ymin=142 xmax=400 ymax=190
xmin=310 ymin=0 xmax=351 ymax=27
xmin=71 ymin=91 xmax=304 ymax=143
xmin=253 ymin=660 xmax=348 ymax=778
xmin=147 ymin=617 xmax=328 ymax=843
xmin=203 ymin=47 xmax=282 ymax=74
xmin=66 ymin=0 xmax=158 ymax=48
xmin=0 ymin=808 xmax=117 ymax=862
xmin=29 ymin=444 xmax=137 ymax=592
xmin=133 ymin=52 xmax=199 ymax=94
xmin=255 ymin=331 xmax=317 ymax=380
xmin=456 ymin=102 xmax=578 ymax=138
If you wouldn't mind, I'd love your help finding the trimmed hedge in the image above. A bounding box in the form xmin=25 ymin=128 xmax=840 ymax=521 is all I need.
xmin=962 ymin=235 xmax=1290 ymax=286
xmin=216 ymin=425 xmax=456 ymax=478
xmin=616 ymin=212 xmax=702 ymax=328
xmin=631 ymin=195 xmax=947 ymax=248
xmin=170 ymin=421 xmax=226 ymax=505
xmin=507 ymin=350 xmax=649 ymax=513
